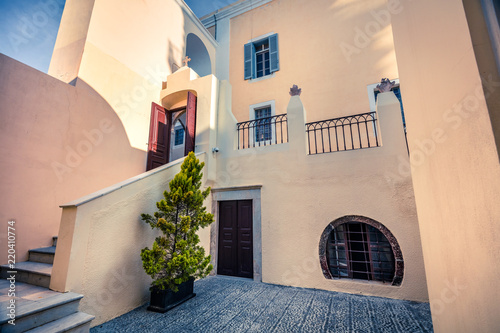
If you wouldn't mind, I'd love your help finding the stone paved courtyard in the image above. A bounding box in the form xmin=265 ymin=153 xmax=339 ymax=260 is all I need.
xmin=91 ymin=276 xmax=433 ymax=333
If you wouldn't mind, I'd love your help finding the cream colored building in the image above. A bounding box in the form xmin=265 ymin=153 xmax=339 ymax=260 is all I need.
xmin=0 ymin=0 xmax=499 ymax=332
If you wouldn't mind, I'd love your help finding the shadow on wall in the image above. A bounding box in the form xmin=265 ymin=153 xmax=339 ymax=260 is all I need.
xmin=167 ymin=39 xmax=183 ymax=74
xmin=0 ymin=54 xmax=146 ymax=265
xmin=185 ymin=33 xmax=212 ymax=77
xmin=329 ymin=0 xmax=401 ymax=74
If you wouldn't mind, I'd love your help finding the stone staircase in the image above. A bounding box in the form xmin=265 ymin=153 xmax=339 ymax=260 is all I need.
xmin=0 ymin=237 xmax=95 ymax=332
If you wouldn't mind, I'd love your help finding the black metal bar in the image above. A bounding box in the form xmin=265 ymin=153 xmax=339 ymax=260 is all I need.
xmin=334 ymin=125 xmax=339 ymax=152
xmin=307 ymin=129 xmax=311 ymax=155
xmin=320 ymin=127 xmax=325 ymax=153
xmin=280 ymin=120 xmax=283 ymax=145
xmin=357 ymin=121 xmax=363 ymax=149
xmin=314 ymin=127 xmax=318 ymax=154
xmin=342 ymin=123 xmax=347 ymax=151
xmin=349 ymin=122 xmax=354 ymax=150
xmin=365 ymin=119 xmax=371 ymax=148
xmin=327 ymin=127 xmax=332 ymax=153
xmin=243 ymin=127 xmax=245 ymax=149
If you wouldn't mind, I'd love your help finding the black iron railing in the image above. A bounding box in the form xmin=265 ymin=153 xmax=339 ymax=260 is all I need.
xmin=306 ymin=112 xmax=379 ymax=155
xmin=237 ymin=114 xmax=288 ymax=149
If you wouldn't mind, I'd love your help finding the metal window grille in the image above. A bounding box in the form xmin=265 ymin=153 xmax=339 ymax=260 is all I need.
xmin=305 ymin=112 xmax=379 ymax=154
xmin=326 ymin=222 xmax=395 ymax=283
xmin=237 ymin=113 xmax=288 ymax=149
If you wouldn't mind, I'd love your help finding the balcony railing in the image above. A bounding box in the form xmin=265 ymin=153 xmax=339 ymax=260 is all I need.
xmin=237 ymin=114 xmax=288 ymax=149
xmin=306 ymin=112 xmax=379 ymax=155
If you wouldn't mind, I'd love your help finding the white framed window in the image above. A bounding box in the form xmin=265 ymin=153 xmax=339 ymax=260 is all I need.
xmin=249 ymin=100 xmax=276 ymax=145
xmin=255 ymin=107 xmax=272 ymax=142
xmin=244 ymin=33 xmax=279 ymax=80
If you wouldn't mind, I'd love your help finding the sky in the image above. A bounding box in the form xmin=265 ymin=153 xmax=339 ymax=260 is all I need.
xmin=185 ymin=0 xmax=240 ymax=18
xmin=0 ymin=0 xmax=239 ymax=73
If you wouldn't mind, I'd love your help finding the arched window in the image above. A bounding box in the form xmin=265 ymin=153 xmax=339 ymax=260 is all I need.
xmin=319 ymin=216 xmax=403 ymax=285
xmin=169 ymin=113 xmax=186 ymax=162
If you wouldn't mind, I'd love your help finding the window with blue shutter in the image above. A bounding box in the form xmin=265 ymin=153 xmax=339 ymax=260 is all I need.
xmin=244 ymin=33 xmax=279 ymax=80
xmin=269 ymin=34 xmax=279 ymax=73
xmin=244 ymin=43 xmax=253 ymax=80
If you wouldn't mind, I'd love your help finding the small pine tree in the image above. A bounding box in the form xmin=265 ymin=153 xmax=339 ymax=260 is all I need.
xmin=141 ymin=152 xmax=214 ymax=292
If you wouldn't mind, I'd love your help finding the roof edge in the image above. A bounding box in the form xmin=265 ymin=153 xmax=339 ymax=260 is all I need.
xmin=200 ymin=0 xmax=273 ymax=27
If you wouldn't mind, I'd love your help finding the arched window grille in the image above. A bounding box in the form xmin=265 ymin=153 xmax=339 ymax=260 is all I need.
xmin=319 ymin=216 xmax=403 ymax=285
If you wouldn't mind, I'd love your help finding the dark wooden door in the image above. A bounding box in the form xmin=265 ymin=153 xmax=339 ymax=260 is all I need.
xmin=146 ymin=102 xmax=171 ymax=171
xmin=218 ymin=200 xmax=253 ymax=278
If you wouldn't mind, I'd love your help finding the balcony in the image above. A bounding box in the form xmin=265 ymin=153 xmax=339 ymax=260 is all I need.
xmin=306 ymin=112 xmax=379 ymax=155
xmin=237 ymin=114 xmax=288 ymax=149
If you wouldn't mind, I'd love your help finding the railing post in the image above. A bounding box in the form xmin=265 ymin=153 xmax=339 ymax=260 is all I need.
xmin=376 ymin=90 xmax=407 ymax=154
xmin=287 ymin=85 xmax=307 ymax=155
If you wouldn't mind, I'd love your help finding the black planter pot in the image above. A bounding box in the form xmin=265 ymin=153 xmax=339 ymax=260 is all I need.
xmin=147 ymin=278 xmax=196 ymax=313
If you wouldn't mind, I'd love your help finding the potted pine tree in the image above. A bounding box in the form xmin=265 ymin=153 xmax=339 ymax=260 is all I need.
xmin=140 ymin=152 xmax=214 ymax=313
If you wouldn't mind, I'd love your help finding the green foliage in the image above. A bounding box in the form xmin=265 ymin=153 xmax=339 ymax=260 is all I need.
xmin=140 ymin=152 xmax=214 ymax=292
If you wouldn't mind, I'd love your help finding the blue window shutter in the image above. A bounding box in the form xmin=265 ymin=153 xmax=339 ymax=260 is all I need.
xmin=244 ymin=42 xmax=253 ymax=79
xmin=269 ymin=33 xmax=279 ymax=73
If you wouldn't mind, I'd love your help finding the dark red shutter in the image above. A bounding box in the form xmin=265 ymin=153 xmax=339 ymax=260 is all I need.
xmin=184 ymin=91 xmax=197 ymax=155
xmin=146 ymin=102 xmax=171 ymax=171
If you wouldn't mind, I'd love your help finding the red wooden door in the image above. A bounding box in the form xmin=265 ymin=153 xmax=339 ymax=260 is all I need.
xmin=146 ymin=102 xmax=171 ymax=171
xmin=184 ymin=91 xmax=197 ymax=155
xmin=218 ymin=200 xmax=253 ymax=278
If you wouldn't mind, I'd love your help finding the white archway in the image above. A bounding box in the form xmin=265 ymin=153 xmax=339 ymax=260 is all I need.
xmin=185 ymin=33 xmax=212 ymax=77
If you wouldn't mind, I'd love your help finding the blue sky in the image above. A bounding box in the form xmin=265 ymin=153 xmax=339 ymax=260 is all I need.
xmin=185 ymin=0 xmax=239 ymax=18
xmin=0 ymin=0 xmax=238 ymax=73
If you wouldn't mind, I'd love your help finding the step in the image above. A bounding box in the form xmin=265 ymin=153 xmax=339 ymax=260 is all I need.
xmin=53 ymin=236 xmax=58 ymax=247
xmin=0 ymin=261 xmax=52 ymax=288
xmin=25 ymin=312 xmax=95 ymax=333
xmin=0 ymin=280 xmax=87 ymax=332
xmin=29 ymin=246 xmax=56 ymax=264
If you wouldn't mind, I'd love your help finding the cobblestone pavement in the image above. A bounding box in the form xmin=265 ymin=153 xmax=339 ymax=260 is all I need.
xmin=91 ymin=276 xmax=433 ymax=333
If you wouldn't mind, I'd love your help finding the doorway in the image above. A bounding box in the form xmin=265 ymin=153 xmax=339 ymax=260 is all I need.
xmin=146 ymin=91 xmax=197 ymax=171
xmin=217 ymin=200 xmax=253 ymax=278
